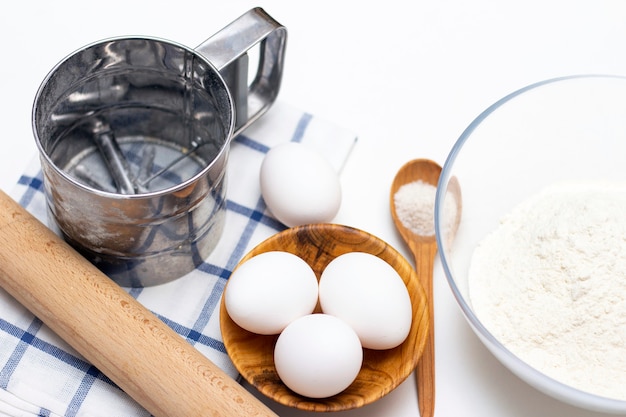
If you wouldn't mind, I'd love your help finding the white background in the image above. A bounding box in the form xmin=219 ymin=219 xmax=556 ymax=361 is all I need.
xmin=2 ymin=1 xmax=626 ymax=416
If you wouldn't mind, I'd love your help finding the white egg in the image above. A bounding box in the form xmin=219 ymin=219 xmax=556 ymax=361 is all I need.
xmin=224 ymin=251 xmax=318 ymax=335
xmin=318 ymin=252 xmax=412 ymax=350
xmin=260 ymin=142 xmax=341 ymax=227
xmin=274 ymin=314 xmax=363 ymax=398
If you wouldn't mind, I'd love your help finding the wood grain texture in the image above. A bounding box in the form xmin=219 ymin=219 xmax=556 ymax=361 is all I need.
xmin=389 ymin=158 xmax=462 ymax=417
xmin=0 ymin=190 xmax=278 ymax=417
xmin=220 ymin=223 xmax=430 ymax=412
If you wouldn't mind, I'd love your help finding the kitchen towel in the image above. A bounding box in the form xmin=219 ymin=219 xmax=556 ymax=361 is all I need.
xmin=0 ymin=101 xmax=358 ymax=417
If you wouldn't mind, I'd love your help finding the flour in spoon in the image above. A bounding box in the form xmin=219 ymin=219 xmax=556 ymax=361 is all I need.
xmin=394 ymin=180 xmax=458 ymax=238
xmin=469 ymin=180 xmax=626 ymax=400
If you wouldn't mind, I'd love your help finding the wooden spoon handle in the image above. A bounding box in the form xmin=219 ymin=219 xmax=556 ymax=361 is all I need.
xmin=411 ymin=240 xmax=438 ymax=417
xmin=0 ymin=190 xmax=277 ymax=417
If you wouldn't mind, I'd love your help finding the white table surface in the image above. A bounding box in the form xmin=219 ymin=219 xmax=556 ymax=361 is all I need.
xmin=2 ymin=1 xmax=626 ymax=416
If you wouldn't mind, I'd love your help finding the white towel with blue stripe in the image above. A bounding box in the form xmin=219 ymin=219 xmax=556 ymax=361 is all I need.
xmin=0 ymin=101 xmax=358 ymax=417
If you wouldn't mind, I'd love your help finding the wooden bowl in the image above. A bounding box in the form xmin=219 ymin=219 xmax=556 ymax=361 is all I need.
xmin=219 ymin=223 xmax=430 ymax=412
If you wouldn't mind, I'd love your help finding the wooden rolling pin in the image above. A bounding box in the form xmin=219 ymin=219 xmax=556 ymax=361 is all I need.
xmin=0 ymin=189 xmax=277 ymax=417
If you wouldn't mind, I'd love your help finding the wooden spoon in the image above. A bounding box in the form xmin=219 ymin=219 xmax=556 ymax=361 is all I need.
xmin=389 ymin=158 xmax=462 ymax=417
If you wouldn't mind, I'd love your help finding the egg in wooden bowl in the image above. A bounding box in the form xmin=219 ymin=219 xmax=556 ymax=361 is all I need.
xmin=219 ymin=223 xmax=429 ymax=412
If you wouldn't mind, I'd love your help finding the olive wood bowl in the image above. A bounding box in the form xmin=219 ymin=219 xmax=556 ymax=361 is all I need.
xmin=219 ymin=223 xmax=429 ymax=412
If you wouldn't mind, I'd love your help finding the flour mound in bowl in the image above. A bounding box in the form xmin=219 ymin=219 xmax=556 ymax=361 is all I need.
xmin=469 ymin=180 xmax=626 ymax=400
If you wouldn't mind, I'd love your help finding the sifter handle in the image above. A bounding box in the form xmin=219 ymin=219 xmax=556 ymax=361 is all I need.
xmin=0 ymin=189 xmax=277 ymax=417
xmin=196 ymin=7 xmax=287 ymax=135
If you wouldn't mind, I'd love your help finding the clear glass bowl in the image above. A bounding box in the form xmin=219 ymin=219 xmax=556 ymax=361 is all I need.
xmin=435 ymin=75 xmax=626 ymax=414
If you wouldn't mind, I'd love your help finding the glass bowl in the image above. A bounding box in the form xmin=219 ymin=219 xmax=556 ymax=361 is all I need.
xmin=436 ymin=75 xmax=626 ymax=414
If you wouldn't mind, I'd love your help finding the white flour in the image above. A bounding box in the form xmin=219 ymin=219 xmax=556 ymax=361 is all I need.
xmin=469 ymin=181 xmax=626 ymax=400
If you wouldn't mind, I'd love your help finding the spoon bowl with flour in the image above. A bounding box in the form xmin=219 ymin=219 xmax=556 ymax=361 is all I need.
xmin=389 ymin=158 xmax=462 ymax=417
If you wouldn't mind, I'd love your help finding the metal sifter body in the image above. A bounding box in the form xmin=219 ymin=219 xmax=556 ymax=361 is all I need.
xmin=32 ymin=8 xmax=286 ymax=286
